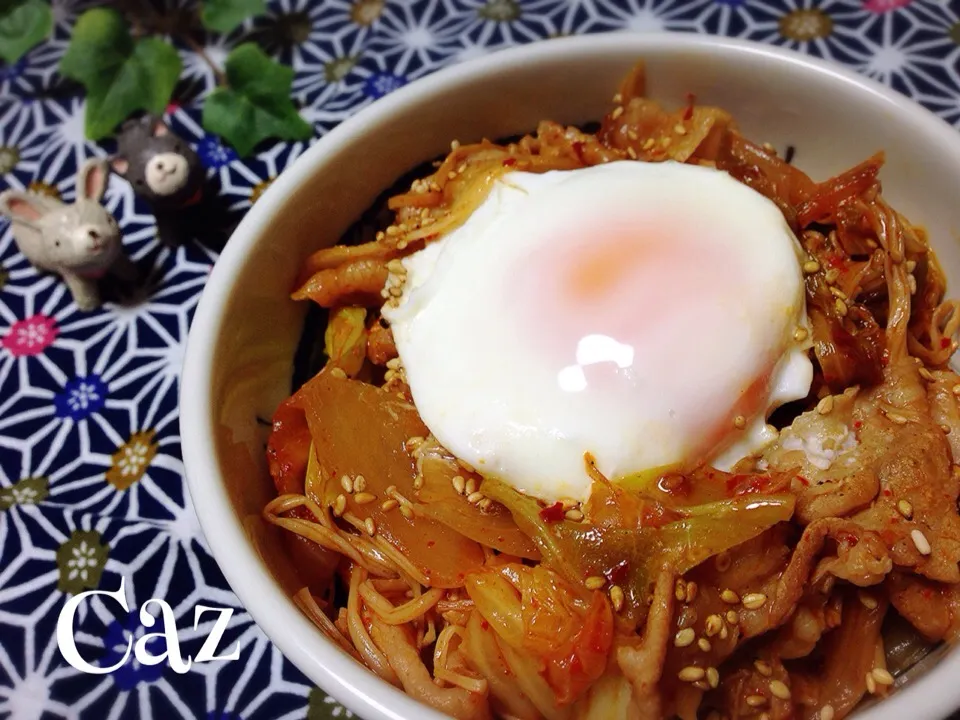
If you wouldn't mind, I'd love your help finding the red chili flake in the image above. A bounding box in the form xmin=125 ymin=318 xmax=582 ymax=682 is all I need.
xmin=826 ymin=254 xmax=846 ymax=270
xmin=942 ymin=338 xmax=952 ymax=349
xmin=606 ymin=560 xmax=630 ymax=585
xmin=796 ymin=475 xmax=810 ymax=487
xmin=837 ymin=531 xmax=859 ymax=546
xmin=882 ymin=489 xmax=892 ymax=497
xmin=480 ymin=619 xmax=489 ymax=630
xmin=854 ymin=420 xmax=863 ymax=429
xmin=922 ymin=588 xmax=934 ymax=599
xmin=502 ymin=157 xmax=517 ymax=167
xmin=570 ymin=654 xmax=584 ymax=674
xmin=572 ymin=141 xmax=584 ymax=161
xmin=539 ymin=502 xmax=565 ymax=523
xmin=427 ymin=540 xmax=435 ymax=548
xmin=683 ymin=92 xmax=695 ymax=120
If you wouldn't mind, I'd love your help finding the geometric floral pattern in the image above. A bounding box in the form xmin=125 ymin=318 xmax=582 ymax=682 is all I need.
xmin=1 ymin=0 xmax=959 ymax=718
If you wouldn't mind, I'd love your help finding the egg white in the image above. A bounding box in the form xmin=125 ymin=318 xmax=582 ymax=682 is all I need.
xmin=383 ymin=161 xmax=812 ymax=503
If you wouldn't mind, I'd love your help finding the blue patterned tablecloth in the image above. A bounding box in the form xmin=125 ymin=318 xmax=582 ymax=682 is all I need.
xmin=0 ymin=1 xmax=959 ymax=719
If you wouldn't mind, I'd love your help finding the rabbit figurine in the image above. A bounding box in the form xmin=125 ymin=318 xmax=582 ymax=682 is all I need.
xmin=0 ymin=158 xmax=135 ymax=311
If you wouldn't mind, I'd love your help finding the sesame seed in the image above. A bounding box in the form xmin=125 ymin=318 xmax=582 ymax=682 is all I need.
xmin=835 ymin=299 xmax=848 ymax=317
xmin=726 ymin=610 xmax=739 ymax=624
xmin=626 ymin=146 xmax=638 ymax=160
xmin=678 ymin=666 xmax=705 ymax=682
xmin=698 ymin=637 xmax=712 ymax=652
xmin=385 ymin=225 xmax=399 ymax=237
xmin=943 ymin=424 xmax=953 ymax=435
xmin=612 ymin=93 xmax=622 ymax=104
xmin=333 ymin=494 xmax=347 ymax=517
xmin=675 ymin=580 xmax=687 ymax=601
xmin=886 ymin=411 xmax=908 ymax=425
xmin=611 ymin=106 xmax=624 ymax=120
xmin=706 ymin=667 xmax=720 ymax=688
xmin=451 ymin=475 xmax=466 ymax=494
xmin=660 ymin=136 xmax=672 ymax=148
xmin=675 ymin=628 xmax=696 ymax=647
xmin=872 ymin=668 xmax=894 ymax=686
xmin=642 ymin=138 xmax=655 ymax=151
xmin=803 ymin=260 xmax=820 ymax=274
xmin=897 ymin=499 xmax=913 ymax=519
xmin=686 ymin=581 xmax=698 ymax=603
xmin=911 ymin=528 xmax=932 ymax=555
xmin=745 ymin=695 xmax=767 ymax=708
xmin=354 ymin=492 xmax=376 ymax=505
xmin=829 ymin=286 xmax=848 ymax=301
xmin=381 ymin=498 xmax=398 ymax=512
xmin=627 ymin=130 xmax=638 ymax=141
xmin=742 ymin=593 xmax=767 ymax=610
xmin=674 ymin=123 xmax=687 ymax=136
xmin=330 ymin=367 xmax=347 ymax=379
xmin=465 ymin=477 xmax=478 ymax=495
xmin=399 ymin=504 xmax=414 ymax=519
xmin=364 ymin=518 xmax=376 ymax=536
xmin=817 ymin=396 xmax=834 ymax=415
xmin=353 ymin=475 xmax=367 ymax=492
xmin=478 ymin=498 xmax=494 ymax=512
xmin=450 ymin=139 xmax=460 ymax=150
xmin=908 ymin=275 xmax=917 ymax=294
xmin=413 ymin=474 xmax=423 ymax=490
xmin=610 ymin=585 xmax=624 ymax=612
xmin=719 ymin=624 xmax=729 ymax=640
xmin=865 ymin=672 xmax=877 ymax=694
xmin=794 ymin=327 xmax=809 ymax=342
xmin=467 ymin=491 xmax=484 ymax=504
xmin=952 ymin=384 xmax=960 ymax=397
xmin=759 ymin=714 xmax=770 ymax=720
xmin=820 ymin=706 xmax=835 ymax=720
xmin=585 ymin=576 xmax=606 ymax=590
xmin=705 ymin=615 xmax=723 ymax=636
xmin=762 ymin=142 xmax=776 ymax=153
xmin=858 ymin=592 xmax=879 ymax=610
xmin=720 ymin=589 xmax=740 ymax=604
xmin=919 ymin=367 xmax=935 ymax=381
xmin=754 ymin=660 xmax=773 ymax=677
xmin=734 ymin=416 xmax=746 ymax=429
xmin=340 ymin=475 xmax=354 ymax=494
xmin=565 ymin=509 xmax=584 ymax=521
xmin=825 ymin=268 xmax=840 ymax=284
xmin=769 ymin=680 xmax=791 ymax=700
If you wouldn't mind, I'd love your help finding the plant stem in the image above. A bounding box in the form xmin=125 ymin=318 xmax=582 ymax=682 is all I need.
xmin=124 ymin=0 xmax=227 ymax=87
xmin=181 ymin=33 xmax=228 ymax=87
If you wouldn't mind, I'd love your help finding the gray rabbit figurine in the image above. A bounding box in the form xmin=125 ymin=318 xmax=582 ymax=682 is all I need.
xmin=0 ymin=158 xmax=135 ymax=311
xmin=111 ymin=115 xmax=205 ymax=246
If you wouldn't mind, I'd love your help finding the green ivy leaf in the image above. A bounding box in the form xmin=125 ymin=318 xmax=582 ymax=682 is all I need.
xmin=201 ymin=0 xmax=265 ymax=34
xmin=202 ymin=43 xmax=312 ymax=157
xmin=59 ymin=8 xmax=182 ymax=140
xmin=0 ymin=0 xmax=53 ymax=64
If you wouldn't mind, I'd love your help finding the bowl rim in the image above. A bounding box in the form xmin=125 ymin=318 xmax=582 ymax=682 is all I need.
xmin=180 ymin=31 xmax=960 ymax=720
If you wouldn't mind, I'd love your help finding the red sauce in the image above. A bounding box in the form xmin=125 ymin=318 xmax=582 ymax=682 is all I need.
xmin=539 ymin=502 xmax=565 ymax=523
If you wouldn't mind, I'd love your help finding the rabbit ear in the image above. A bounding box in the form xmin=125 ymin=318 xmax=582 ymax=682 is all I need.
xmin=0 ymin=190 xmax=45 ymax=229
xmin=110 ymin=155 xmax=130 ymax=177
xmin=77 ymin=158 xmax=109 ymax=203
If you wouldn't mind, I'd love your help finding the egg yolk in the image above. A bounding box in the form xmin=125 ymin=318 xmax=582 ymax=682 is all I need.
xmin=508 ymin=214 xmax=782 ymax=462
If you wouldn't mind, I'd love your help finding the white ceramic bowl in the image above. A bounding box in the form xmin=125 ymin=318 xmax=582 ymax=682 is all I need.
xmin=180 ymin=33 xmax=960 ymax=720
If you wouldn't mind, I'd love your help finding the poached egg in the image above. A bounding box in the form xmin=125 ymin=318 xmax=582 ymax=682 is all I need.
xmin=383 ymin=161 xmax=813 ymax=503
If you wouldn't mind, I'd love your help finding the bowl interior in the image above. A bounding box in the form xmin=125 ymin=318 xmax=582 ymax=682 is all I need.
xmin=182 ymin=34 xmax=960 ymax=720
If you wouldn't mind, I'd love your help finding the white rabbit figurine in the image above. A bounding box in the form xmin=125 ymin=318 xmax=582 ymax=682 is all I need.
xmin=0 ymin=158 xmax=135 ymax=311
